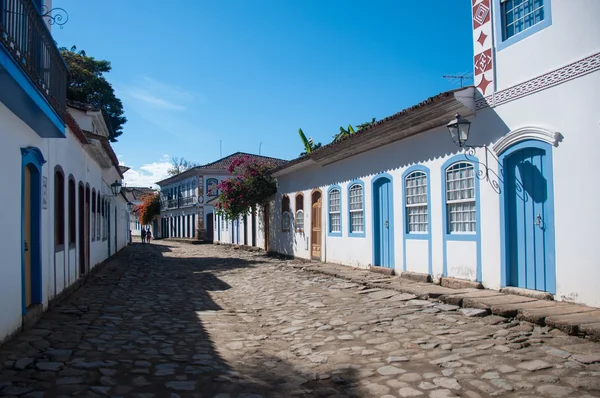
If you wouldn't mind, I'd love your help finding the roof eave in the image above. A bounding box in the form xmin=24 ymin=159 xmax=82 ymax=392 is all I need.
xmin=273 ymin=87 xmax=475 ymax=174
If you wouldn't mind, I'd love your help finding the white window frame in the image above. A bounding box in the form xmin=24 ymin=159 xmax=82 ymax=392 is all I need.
xmin=328 ymin=188 xmax=341 ymax=235
xmin=445 ymin=162 xmax=476 ymax=234
xmin=295 ymin=209 xmax=304 ymax=233
xmin=405 ymin=171 xmax=428 ymax=234
xmin=348 ymin=183 xmax=364 ymax=236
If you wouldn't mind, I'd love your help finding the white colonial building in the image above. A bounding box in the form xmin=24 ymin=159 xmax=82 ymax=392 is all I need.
xmin=122 ymin=186 xmax=157 ymax=240
xmin=0 ymin=0 xmax=130 ymax=343
xmin=157 ymin=152 xmax=286 ymax=244
xmin=215 ymin=0 xmax=600 ymax=308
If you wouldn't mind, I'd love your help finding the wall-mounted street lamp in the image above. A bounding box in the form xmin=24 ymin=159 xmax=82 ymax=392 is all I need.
xmin=110 ymin=180 xmax=122 ymax=196
xmin=447 ymin=113 xmax=472 ymax=148
xmin=447 ymin=113 xmax=501 ymax=194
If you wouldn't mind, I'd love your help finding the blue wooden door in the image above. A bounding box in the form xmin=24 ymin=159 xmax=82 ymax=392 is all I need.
xmin=505 ymin=146 xmax=555 ymax=292
xmin=374 ymin=177 xmax=393 ymax=268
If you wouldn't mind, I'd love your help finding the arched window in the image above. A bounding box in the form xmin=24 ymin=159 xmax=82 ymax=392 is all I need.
xmin=445 ymin=162 xmax=476 ymax=233
xmin=328 ymin=187 xmax=341 ymax=235
xmin=349 ymin=183 xmax=364 ymax=235
xmin=281 ymin=195 xmax=291 ymax=232
xmin=295 ymin=193 xmax=304 ymax=232
xmin=68 ymin=177 xmax=76 ymax=246
xmin=54 ymin=169 xmax=65 ymax=248
xmin=91 ymin=189 xmax=96 ymax=241
xmin=405 ymin=171 xmax=428 ymax=233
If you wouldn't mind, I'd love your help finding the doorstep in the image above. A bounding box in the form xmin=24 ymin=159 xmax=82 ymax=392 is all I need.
xmin=289 ymin=261 xmax=600 ymax=341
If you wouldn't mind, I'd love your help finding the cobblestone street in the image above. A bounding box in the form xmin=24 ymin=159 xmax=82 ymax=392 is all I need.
xmin=1 ymin=241 xmax=600 ymax=398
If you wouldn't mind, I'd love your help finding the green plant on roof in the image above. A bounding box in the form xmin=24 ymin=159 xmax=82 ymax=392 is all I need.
xmin=298 ymin=128 xmax=322 ymax=156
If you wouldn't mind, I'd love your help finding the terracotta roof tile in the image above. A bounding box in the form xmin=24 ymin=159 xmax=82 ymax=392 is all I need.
xmin=196 ymin=152 xmax=288 ymax=170
xmin=273 ymin=87 xmax=470 ymax=173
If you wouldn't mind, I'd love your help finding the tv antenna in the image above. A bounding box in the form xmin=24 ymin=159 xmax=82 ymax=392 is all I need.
xmin=442 ymin=72 xmax=473 ymax=88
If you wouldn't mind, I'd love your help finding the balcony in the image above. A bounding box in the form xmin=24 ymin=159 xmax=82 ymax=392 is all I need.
xmin=179 ymin=196 xmax=197 ymax=208
xmin=0 ymin=0 xmax=68 ymax=137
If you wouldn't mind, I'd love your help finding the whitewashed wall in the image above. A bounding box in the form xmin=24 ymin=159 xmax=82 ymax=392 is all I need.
xmin=0 ymin=103 xmax=129 ymax=343
xmin=493 ymin=0 xmax=600 ymax=91
xmin=267 ymin=66 xmax=600 ymax=308
xmin=0 ymin=103 xmax=43 ymax=342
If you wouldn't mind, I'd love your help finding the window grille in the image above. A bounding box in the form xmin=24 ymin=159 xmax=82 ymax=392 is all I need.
xmin=446 ymin=162 xmax=476 ymax=233
xmin=405 ymin=171 xmax=428 ymax=233
xmin=501 ymin=0 xmax=545 ymax=40
xmin=329 ymin=189 xmax=341 ymax=233
xmin=349 ymin=184 xmax=364 ymax=233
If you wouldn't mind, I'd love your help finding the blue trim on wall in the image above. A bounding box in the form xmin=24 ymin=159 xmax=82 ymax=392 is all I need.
xmin=493 ymin=0 xmax=552 ymax=51
xmin=348 ymin=180 xmax=366 ymax=238
xmin=401 ymin=165 xmax=432 ymax=274
xmin=327 ymin=185 xmax=342 ymax=237
xmin=0 ymin=46 xmax=65 ymax=137
xmin=371 ymin=173 xmax=395 ymax=269
xmin=21 ymin=146 xmax=46 ymax=315
xmin=498 ymin=139 xmax=556 ymax=293
xmin=441 ymin=155 xmax=482 ymax=282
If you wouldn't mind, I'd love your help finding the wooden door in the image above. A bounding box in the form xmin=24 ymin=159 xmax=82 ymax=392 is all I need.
xmin=311 ymin=191 xmax=322 ymax=259
xmin=374 ymin=177 xmax=393 ymax=268
xmin=24 ymin=166 xmax=32 ymax=307
xmin=505 ymin=145 xmax=555 ymax=292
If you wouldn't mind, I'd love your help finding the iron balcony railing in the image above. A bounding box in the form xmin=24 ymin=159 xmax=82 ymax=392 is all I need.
xmin=167 ymin=199 xmax=178 ymax=209
xmin=179 ymin=196 xmax=197 ymax=208
xmin=0 ymin=0 xmax=67 ymax=117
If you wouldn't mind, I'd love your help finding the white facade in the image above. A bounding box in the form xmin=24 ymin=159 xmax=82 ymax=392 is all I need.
xmin=216 ymin=0 xmax=600 ymax=308
xmin=0 ymin=103 xmax=129 ymax=343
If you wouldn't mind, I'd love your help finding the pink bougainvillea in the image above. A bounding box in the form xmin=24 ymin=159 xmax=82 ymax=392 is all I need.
xmin=215 ymin=155 xmax=277 ymax=220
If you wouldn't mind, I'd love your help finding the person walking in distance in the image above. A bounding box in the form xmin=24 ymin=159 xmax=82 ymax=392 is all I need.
xmin=141 ymin=226 xmax=147 ymax=244
xmin=146 ymin=227 xmax=152 ymax=244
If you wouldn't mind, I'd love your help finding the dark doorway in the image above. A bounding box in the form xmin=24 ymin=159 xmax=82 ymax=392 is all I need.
xmin=206 ymin=213 xmax=214 ymax=242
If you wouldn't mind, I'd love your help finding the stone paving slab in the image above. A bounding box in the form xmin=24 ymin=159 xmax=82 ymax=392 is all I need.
xmin=490 ymin=299 xmax=558 ymax=317
xmin=545 ymin=311 xmax=600 ymax=335
xmin=518 ymin=305 xmax=598 ymax=325
xmin=289 ymin=256 xmax=600 ymax=342
xmin=438 ymin=290 xmax=505 ymax=306
xmin=462 ymin=294 xmax=538 ymax=310
xmin=1 ymin=242 xmax=600 ymax=398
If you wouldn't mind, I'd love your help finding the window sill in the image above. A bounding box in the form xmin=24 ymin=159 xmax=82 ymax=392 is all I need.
xmin=328 ymin=232 xmax=342 ymax=237
xmin=445 ymin=233 xmax=477 ymax=242
xmin=406 ymin=233 xmax=429 ymax=240
xmin=348 ymin=231 xmax=365 ymax=238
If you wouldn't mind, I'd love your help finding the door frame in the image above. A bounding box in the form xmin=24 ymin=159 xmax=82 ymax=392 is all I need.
xmin=498 ymin=139 xmax=556 ymax=293
xmin=21 ymin=147 xmax=45 ymax=315
xmin=371 ymin=173 xmax=395 ymax=268
xmin=310 ymin=189 xmax=322 ymax=260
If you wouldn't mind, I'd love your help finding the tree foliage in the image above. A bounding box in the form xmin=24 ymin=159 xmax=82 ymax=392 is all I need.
xmin=60 ymin=46 xmax=126 ymax=142
xmin=215 ymin=155 xmax=277 ymax=221
xmin=298 ymin=128 xmax=322 ymax=156
xmin=135 ymin=193 xmax=160 ymax=225
xmin=167 ymin=157 xmax=199 ymax=176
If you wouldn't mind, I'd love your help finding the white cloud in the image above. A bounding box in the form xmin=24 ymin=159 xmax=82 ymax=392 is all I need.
xmin=127 ymin=90 xmax=187 ymax=111
xmin=121 ymin=155 xmax=171 ymax=188
xmin=115 ymin=76 xmax=213 ymax=140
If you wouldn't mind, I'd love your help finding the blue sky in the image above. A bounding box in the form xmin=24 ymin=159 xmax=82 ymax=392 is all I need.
xmin=52 ymin=0 xmax=474 ymax=186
